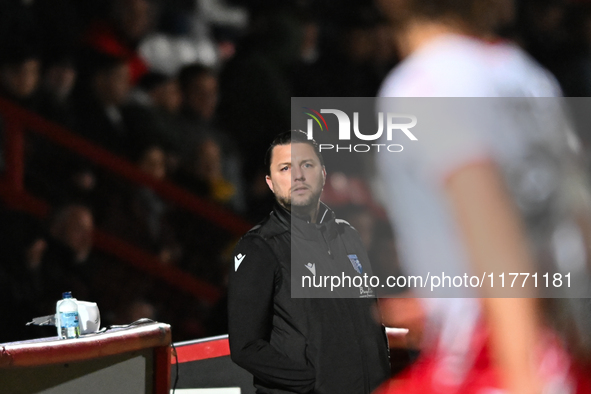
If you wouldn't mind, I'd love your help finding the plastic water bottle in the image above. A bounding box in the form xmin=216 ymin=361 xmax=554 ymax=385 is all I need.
xmin=56 ymin=292 xmax=80 ymax=339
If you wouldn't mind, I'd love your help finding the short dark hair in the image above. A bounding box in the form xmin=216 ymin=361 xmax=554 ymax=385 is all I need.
xmin=178 ymin=63 xmax=215 ymax=95
xmin=138 ymin=71 xmax=171 ymax=92
xmin=265 ymin=130 xmax=324 ymax=175
xmin=87 ymin=51 xmax=128 ymax=77
xmin=0 ymin=44 xmax=39 ymax=67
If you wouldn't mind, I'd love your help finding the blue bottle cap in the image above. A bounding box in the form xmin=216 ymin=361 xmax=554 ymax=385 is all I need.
xmin=62 ymin=291 xmax=72 ymax=299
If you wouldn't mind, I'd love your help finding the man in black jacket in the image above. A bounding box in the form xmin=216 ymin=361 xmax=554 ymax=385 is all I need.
xmin=228 ymin=130 xmax=390 ymax=393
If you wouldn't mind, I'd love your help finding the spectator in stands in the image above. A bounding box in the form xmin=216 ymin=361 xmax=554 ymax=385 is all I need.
xmin=0 ymin=46 xmax=39 ymax=174
xmin=0 ymin=206 xmax=49 ymax=341
xmin=135 ymin=145 xmax=180 ymax=265
xmin=73 ymin=53 xmax=163 ymax=159
xmin=37 ymin=52 xmax=77 ymax=127
xmin=177 ymin=63 xmax=220 ymax=159
xmin=176 ymin=138 xmax=236 ymax=207
xmin=299 ymin=12 xmax=319 ymax=65
xmin=104 ymin=145 xmax=181 ymax=264
xmin=138 ymin=72 xmax=182 ymax=115
xmin=42 ymin=204 xmax=98 ymax=301
xmin=217 ymin=9 xmax=304 ymax=217
xmin=0 ymin=47 xmax=83 ymax=211
xmin=177 ymin=63 xmax=246 ymax=212
xmin=132 ymin=71 xmax=186 ymax=174
xmin=82 ymin=0 xmax=155 ymax=85
xmin=73 ymin=53 xmax=133 ymax=156
xmin=177 ymin=63 xmax=218 ymax=160
xmin=218 ymin=9 xmax=300 ymax=156
xmin=170 ymin=139 xmax=242 ymax=284
xmin=179 ymin=63 xmax=218 ymax=124
xmin=0 ymin=46 xmax=41 ymax=109
xmin=294 ymin=6 xmax=383 ymax=98
xmin=49 ymin=205 xmax=94 ymax=264
xmin=139 ymin=3 xmax=218 ymax=74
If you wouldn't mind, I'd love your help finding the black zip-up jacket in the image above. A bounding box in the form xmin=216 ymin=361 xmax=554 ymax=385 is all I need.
xmin=228 ymin=203 xmax=390 ymax=394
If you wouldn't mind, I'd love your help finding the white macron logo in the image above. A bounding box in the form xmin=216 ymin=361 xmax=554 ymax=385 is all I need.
xmin=235 ymin=253 xmax=246 ymax=271
xmin=305 ymin=262 xmax=316 ymax=276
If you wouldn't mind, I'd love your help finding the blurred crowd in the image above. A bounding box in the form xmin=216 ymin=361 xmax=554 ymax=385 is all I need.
xmin=1 ymin=0 xmax=591 ymax=345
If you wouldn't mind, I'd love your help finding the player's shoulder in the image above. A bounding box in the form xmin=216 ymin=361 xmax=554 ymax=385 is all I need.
xmin=334 ymin=218 xmax=352 ymax=228
xmin=380 ymin=34 xmax=558 ymax=98
xmin=489 ymin=41 xmax=561 ymax=96
xmin=379 ymin=35 xmax=487 ymax=97
xmin=235 ymin=209 xmax=289 ymax=253
xmin=232 ymin=225 xmax=279 ymax=274
xmin=331 ymin=217 xmax=369 ymax=260
xmin=245 ymin=209 xmax=289 ymax=240
xmin=334 ymin=218 xmax=363 ymax=239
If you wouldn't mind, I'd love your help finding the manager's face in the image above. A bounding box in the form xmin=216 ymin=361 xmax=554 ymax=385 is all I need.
xmin=266 ymin=142 xmax=326 ymax=213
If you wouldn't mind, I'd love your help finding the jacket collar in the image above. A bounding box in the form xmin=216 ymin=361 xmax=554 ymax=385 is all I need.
xmin=274 ymin=202 xmax=291 ymax=230
xmin=274 ymin=201 xmax=336 ymax=239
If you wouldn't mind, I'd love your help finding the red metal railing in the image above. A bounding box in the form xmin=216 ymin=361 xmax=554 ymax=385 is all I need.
xmin=0 ymin=97 xmax=252 ymax=305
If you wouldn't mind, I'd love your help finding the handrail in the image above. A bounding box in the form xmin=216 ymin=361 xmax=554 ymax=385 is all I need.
xmin=0 ymin=97 xmax=252 ymax=236
xmin=0 ymin=185 xmax=221 ymax=303
xmin=0 ymin=97 xmax=252 ymax=305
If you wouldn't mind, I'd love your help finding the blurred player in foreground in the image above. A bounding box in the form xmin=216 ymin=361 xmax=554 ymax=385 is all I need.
xmin=375 ymin=0 xmax=591 ymax=393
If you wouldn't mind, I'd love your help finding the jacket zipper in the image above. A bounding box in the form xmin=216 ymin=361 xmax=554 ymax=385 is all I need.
xmin=319 ymin=226 xmax=333 ymax=259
